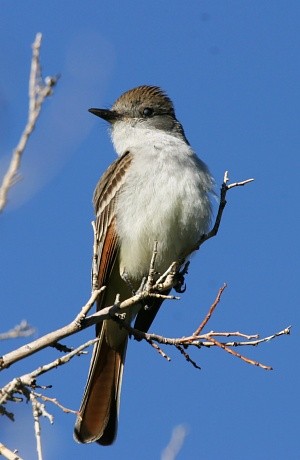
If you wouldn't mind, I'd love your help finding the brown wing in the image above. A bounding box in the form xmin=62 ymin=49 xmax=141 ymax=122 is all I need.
xmin=93 ymin=150 xmax=132 ymax=300
xmin=74 ymin=151 xmax=132 ymax=445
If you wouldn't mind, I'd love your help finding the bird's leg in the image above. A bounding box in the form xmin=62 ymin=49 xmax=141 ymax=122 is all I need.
xmin=173 ymin=261 xmax=190 ymax=293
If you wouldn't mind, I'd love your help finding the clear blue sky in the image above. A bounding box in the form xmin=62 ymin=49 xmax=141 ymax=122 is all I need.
xmin=1 ymin=2 xmax=299 ymax=459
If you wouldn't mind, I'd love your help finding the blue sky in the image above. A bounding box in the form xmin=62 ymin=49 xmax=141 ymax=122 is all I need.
xmin=1 ymin=1 xmax=299 ymax=459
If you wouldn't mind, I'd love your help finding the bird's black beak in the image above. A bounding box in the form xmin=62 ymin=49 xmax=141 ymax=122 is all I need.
xmin=88 ymin=108 xmax=119 ymax=123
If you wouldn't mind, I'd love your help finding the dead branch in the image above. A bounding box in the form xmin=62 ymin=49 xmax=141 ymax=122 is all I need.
xmin=1 ymin=170 xmax=289 ymax=443
xmin=205 ymin=336 xmax=272 ymax=370
xmin=0 ymin=339 xmax=101 ymax=454
xmin=0 ymin=288 xmax=103 ymax=370
xmin=0 ymin=33 xmax=59 ymax=212
xmin=0 ymin=341 xmax=95 ymax=459
xmin=31 ymin=392 xmax=77 ymax=415
xmin=182 ymin=172 xmax=254 ymax=259
xmin=0 ymin=337 xmax=100 ymax=408
xmin=149 ymin=340 xmax=171 ymax=362
xmin=193 ymin=283 xmax=227 ymax=336
xmin=0 ymin=443 xmax=23 ymax=460
xmin=0 ymin=275 xmax=287 ymax=375
xmin=0 ymin=338 xmax=99 ymax=415
xmin=175 ymin=345 xmax=201 ymax=370
xmin=0 ymin=284 xmax=178 ymax=370
xmin=2 ymin=286 xmax=289 ymax=426
xmin=0 ymin=172 xmax=253 ymax=369
xmin=30 ymin=393 xmax=45 ymax=460
xmin=114 ymin=286 xmax=290 ymax=371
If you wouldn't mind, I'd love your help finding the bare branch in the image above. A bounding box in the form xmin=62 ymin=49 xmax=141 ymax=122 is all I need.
xmin=149 ymin=340 xmax=171 ymax=362
xmin=30 ymin=394 xmax=44 ymax=460
xmin=116 ymin=286 xmax=290 ymax=371
xmin=0 ymin=338 xmax=99 ymax=410
xmin=175 ymin=345 xmax=201 ymax=370
xmin=0 ymin=279 xmax=290 ymax=430
xmin=181 ymin=172 xmax=254 ymax=259
xmin=0 ymin=263 xmax=289 ymax=378
xmin=0 ymin=172 xmax=254 ymax=369
xmin=206 ymin=336 xmax=273 ymax=370
xmin=0 ymin=289 xmax=104 ymax=370
xmin=130 ymin=326 xmax=291 ymax=350
xmin=0 ymin=33 xmax=59 ymax=212
xmin=201 ymin=326 xmax=291 ymax=347
xmin=0 ymin=443 xmax=23 ymax=460
xmin=31 ymin=392 xmax=77 ymax=415
xmin=193 ymin=283 xmax=227 ymax=336
xmin=0 ymin=170 xmax=288 ymax=437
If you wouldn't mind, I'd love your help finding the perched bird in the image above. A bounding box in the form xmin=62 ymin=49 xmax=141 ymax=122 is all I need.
xmin=74 ymin=85 xmax=214 ymax=445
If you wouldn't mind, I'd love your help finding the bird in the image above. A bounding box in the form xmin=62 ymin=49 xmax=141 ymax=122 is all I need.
xmin=74 ymin=85 xmax=214 ymax=445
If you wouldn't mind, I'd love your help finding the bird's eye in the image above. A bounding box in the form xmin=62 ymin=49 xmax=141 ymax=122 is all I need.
xmin=143 ymin=107 xmax=154 ymax=117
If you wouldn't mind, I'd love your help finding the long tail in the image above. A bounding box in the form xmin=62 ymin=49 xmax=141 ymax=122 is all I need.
xmin=74 ymin=320 xmax=128 ymax=445
xmin=74 ymin=262 xmax=169 ymax=444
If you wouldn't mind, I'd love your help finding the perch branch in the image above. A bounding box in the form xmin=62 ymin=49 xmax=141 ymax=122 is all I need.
xmin=0 ymin=274 xmax=180 ymax=371
xmin=182 ymin=171 xmax=254 ymax=258
xmin=114 ymin=286 xmax=290 ymax=371
xmin=0 ymin=172 xmax=252 ymax=369
xmin=0 ymin=338 xmax=99 ymax=408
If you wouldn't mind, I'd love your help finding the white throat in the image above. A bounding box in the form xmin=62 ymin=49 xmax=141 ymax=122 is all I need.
xmin=111 ymin=120 xmax=186 ymax=157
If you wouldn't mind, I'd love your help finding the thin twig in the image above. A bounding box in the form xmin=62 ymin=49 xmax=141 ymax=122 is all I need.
xmin=181 ymin=326 xmax=291 ymax=347
xmin=182 ymin=172 xmax=254 ymax=258
xmin=0 ymin=289 xmax=104 ymax=370
xmin=111 ymin=307 xmax=289 ymax=371
xmin=148 ymin=340 xmax=171 ymax=362
xmin=30 ymin=394 xmax=43 ymax=460
xmin=132 ymin=326 xmax=289 ymax=369
xmin=113 ymin=281 xmax=289 ymax=371
xmin=206 ymin=336 xmax=273 ymax=370
xmin=175 ymin=345 xmax=201 ymax=370
xmin=196 ymin=331 xmax=259 ymax=340
xmin=0 ymin=338 xmax=99 ymax=407
xmin=32 ymin=392 xmax=77 ymax=415
xmin=0 ymin=33 xmax=58 ymax=212
xmin=193 ymin=284 xmax=227 ymax=336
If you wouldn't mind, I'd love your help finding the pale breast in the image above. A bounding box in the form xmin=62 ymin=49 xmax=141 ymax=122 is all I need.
xmin=115 ymin=130 xmax=213 ymax=280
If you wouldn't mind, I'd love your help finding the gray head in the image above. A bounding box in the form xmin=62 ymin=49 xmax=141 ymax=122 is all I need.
xmin=89 ymin=85 xmax=189 ymax=143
